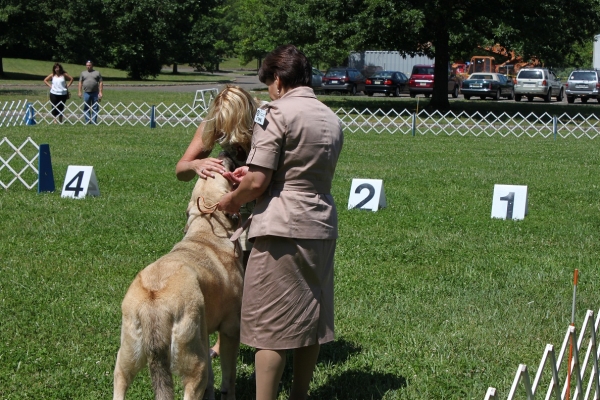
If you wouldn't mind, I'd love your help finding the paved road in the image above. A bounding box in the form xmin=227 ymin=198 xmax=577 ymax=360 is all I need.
xmin=105 ymin=73 xmax=265 ymax=93
xmin=1 ymin=72 xmax=266 ymax=93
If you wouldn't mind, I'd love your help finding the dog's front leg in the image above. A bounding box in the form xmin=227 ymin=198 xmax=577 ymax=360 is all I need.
xmin=202 ymin=334 xmax=215 ymax=400
xmin=202 ymin=355 xmax=215 ymax=400
xmin=218 ymin=330 xmax=240 ymax=400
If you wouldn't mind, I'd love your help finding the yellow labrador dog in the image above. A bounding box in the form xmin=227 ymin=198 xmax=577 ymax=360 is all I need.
xmin=113 ymin=155 xmax=242 ymax=400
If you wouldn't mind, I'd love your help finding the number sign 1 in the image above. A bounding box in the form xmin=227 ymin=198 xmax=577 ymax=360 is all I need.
xmin=491 ymin=184 xmax=527 ymax=220
xmin=348 ymin=179 xmax=387 ymax=211
xmin=61 ymin=166 xmax=100 ymax=199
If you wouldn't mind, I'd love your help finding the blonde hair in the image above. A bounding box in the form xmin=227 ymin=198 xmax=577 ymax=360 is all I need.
xmin=202 ymin=85 xmax=258 ymax=154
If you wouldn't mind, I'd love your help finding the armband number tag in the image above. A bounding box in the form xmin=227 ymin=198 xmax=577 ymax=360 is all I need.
xmin=254 ymin=109 xmax=267 ymax=125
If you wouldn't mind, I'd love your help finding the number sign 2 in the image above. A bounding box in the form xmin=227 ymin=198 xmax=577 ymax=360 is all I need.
xmin=61 ymin=166 xmax=100 ymax=198
xmin=491 ymin=184 xmax=527 ymax=220
xmin=348 ymin=179 xmax=387 ymax=211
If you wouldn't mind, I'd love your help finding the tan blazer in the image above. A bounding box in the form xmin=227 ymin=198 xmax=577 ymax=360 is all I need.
xmin=246 ymin=86 xmax=343 ymax=239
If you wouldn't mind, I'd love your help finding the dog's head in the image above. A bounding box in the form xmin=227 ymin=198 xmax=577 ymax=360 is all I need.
xmin=183 ymin=152 xmax=239 ymax=234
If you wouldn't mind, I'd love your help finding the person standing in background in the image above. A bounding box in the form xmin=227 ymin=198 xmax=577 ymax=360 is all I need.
xmin=44 ymin=63 xmax=74 ymax=124
xmin=78 ymin=61 xmax=103 ymax=124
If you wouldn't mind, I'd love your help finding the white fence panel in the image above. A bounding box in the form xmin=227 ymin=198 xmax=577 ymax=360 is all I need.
xmin=485 ymin=309 xmax=600 ymax=400
xmin=0 ymin=100 xmax=28 ymax=127
xmin=0 ymin=137 xmax=39 ymax=189
xmin=2 ymin=100 xmax=600 ymax=139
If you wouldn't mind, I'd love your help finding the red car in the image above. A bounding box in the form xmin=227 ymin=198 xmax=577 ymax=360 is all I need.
xmin=408 ymin=64 xmax=460 ymax=98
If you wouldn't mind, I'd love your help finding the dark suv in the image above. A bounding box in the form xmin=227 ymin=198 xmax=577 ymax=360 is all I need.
xmin=565 ymin=70 xmax=600 ymax=103
xmin=408 ymin=64 xmax=460 ymax=98
xmin=322 ymin=67 xmax=366 ymax=95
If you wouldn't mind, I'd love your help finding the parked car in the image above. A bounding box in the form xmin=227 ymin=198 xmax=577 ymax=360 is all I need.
xmin=364 ymin=71 xmax=409 ymax=97
xmin=362 ymin=65 xmax=383 ymax=78
xmin=565 ymin=70 xmax=600 ymax=103
xmin=408 ymin=64 xmax=460 ymax=98
xmin=322 ymin=67 xmax=366 ymax=95
xmin=514 ymin=68 xmax=563 ymax=102
xmin=311 ymin=67 xmax=324 ymax=90
xmin=460 ymin=73 xmax=515 ymax=100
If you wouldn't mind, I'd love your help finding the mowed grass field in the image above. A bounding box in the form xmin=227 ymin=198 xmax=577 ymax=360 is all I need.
xmin=1 ymin=123 xmax=600 ymax=399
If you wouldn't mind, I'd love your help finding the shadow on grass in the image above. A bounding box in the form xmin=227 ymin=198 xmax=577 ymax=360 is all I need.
xmin=1 ymin=71 xmax=235 ymax=83
xmin=310 ymin=370 xmax=407 ymax=399
xmin=231 ymin=339 xmax=405 ymax=399
xmin=0 ymin=89 xmax=46 ymax=96
xmin=2 ymin=72 xmax=47 ymax=81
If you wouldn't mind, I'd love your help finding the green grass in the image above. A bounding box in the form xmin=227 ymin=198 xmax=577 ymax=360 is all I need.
xmin=0 ymin=58 xmax=241 ymax=85
xmin=1 ymin=125 xmax=599 ymax=399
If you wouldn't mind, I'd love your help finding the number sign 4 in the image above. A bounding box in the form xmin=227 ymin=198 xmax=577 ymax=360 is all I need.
xmin=491 ymin=184 xmax=527 ymax=220
xmin=61 ymin=166 xmax=100 ymax=198
xmin=348 ymin=179 xmax=387 ymax=211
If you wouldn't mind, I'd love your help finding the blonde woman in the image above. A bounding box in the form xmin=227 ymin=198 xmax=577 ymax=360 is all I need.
xmin=43 ymin=63 xmax=74 ymax=123
xmin=176 ymin=84 xmax=259 ymax=358
xmin=177 ymin=85 xmax=257 ymax=181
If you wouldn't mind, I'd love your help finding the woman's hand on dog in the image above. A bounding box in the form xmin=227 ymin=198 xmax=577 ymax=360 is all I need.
xmin=193 ymin=158 xmax=226 ymax=179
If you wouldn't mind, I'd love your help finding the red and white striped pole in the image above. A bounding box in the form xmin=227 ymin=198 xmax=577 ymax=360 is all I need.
xmin=566 ymin=269 xmax=579 ymax=400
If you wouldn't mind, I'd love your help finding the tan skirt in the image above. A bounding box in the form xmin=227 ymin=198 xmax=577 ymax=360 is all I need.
xmin=240 ymin=235 xmax=336 ymax=350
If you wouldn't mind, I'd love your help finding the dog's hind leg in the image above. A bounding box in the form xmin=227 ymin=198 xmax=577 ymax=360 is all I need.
xmin=175 ymin=311 xmax=212 ymax=400
xmin=113 ymin=320 xmax=147 ymax=400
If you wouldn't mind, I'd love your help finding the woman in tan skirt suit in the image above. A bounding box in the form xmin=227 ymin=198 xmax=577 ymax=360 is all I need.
xmin=218 ymin=44 xmax=343 ymax=400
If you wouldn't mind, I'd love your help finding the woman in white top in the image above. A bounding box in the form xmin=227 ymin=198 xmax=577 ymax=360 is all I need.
xmin=43 ymin=63 xmax=74 ymax=123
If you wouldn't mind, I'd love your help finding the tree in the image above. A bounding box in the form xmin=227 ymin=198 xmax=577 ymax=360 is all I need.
xmin=356 ymin=0 xmax=600 ymax=110
xmin=188 ymin=1 xmax=236 ymax=72
xmin=49 ymin=0 xmax=110 ymax=66
xmin=0 ymin=0 xmax=54 ymax=76
xmin=233 ymin=0 xmax=369 ymax=69
xmin=101 ymin=0 xmax=214 ymax=79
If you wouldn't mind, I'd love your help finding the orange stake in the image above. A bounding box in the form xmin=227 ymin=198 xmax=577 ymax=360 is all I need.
xmin=566 ymin=269 xmax=579 ymax=400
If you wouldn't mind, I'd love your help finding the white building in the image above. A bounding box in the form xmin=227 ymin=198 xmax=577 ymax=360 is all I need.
xmin=594 ymin=35 xmax=600 ymax=70
xmin=348 ymin=51 xmax=434 ymax=76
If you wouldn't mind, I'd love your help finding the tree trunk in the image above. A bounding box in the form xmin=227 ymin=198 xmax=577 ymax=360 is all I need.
xmin=0 ymin=48 xmax=4 ymax=77
xmin=430 ymin=19 xmax=451 ymax=111
xmin=173 ymin=63 xmax=178 ymax=74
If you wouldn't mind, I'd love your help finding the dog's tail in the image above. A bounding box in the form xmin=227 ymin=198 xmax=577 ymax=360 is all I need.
xmin=139 ymin=303 xmax=175 ymax=400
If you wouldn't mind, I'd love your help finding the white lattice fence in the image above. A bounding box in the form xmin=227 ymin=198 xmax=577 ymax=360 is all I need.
xmin=334 ymin=108 xmax=599 ymax=138
xmin=0 ymin=100 xmax=30 ymax=127
xmin=23 ymin=100 xmax=209 ymax=127
xmin=2 ymin=100 xmax=600 ymax=138
xmin=485 ymin=309 xmax=600 ymax=400
xmin=0 ymin=137 xmax=39 ymax=189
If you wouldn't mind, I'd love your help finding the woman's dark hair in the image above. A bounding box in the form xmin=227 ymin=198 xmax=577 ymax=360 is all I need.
xmin=52 ymin=63 xmax=65 ymax=76
xmin=258 ymin=44 xmax=312 ymax=88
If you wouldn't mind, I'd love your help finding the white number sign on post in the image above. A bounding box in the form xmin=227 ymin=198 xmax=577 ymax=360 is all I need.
xmin=348 ymin=179 xmax=387 ymax=211
xmin=491 ymin=184 xmax=528 ymax=220
xmin=61 ymin=166 xmax=100 ymax=198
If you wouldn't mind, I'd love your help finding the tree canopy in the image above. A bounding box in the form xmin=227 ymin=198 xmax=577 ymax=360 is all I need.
xmin=2 ymin=0 xmax=599 ymax=99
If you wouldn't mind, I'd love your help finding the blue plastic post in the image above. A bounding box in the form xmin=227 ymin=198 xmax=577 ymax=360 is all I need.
xmin=37 ymin=144 xmax=55 ymax=193
xmin=412 ymin=113 xmax=416 ymax=136
xmin=150 ymin=105 xmax=156 ymax=128
xmin=25 ymin=102 xmax=36 ymax=125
